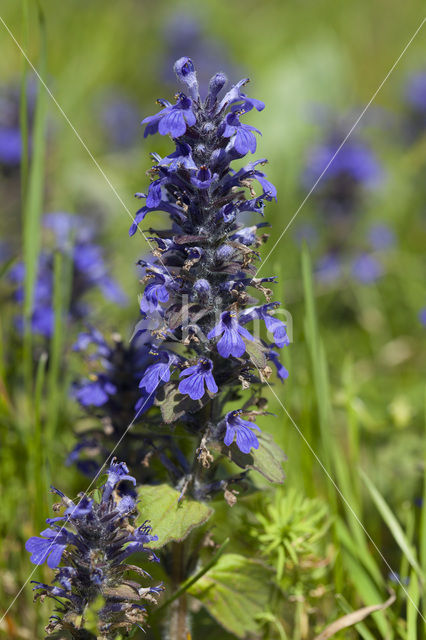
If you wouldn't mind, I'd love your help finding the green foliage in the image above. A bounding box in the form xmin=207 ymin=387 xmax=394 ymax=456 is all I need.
xmin=361 ymin=469 xmax=423 ymax=579
xmin=214 ymin=431 xmax=287 ymax=483
xmin=253 ymin=487 xmax=330 ymax=581
xmin=137 ymin=484 xmax=213 ymax=549
xmin=188 ymin=553 xmax=273 ymax=638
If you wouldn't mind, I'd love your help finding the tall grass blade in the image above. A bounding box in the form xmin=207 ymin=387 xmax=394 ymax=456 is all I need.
xmin=407 ymin=571 xmax=420 ymax=640
xmin=420 ymin=388 xmax=426 ymax=634
xmin=22 ymin=2 xmax=47 ymax=391
xmin=342 ymin=551 xmax=392 ymax=638
xmin=360 ymin=469 xmax=423 ymax=580
xmin=301 ymin=244 xmax=341 ymax=586
xmin=19 ymin=0 xmax=30 ymax=202
xmin=33 ymin=351 xmax=48 ymax=531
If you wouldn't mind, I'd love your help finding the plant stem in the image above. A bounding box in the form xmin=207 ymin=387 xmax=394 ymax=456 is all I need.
xmin=167 ymin=541 xmax=189 ymax=640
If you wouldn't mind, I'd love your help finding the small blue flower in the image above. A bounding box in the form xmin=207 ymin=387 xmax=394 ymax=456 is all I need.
xmin=418 ymin=308 xmax=426 ymax=327
xmin=178 ymin=358 xmax=218 ymax=400
xmin=159 ymin=141 xmax=197 ymax=170
xmin=139 ymin=351 xmax=178 ymax=394
xmin=240 ymin=303 xmax=289 ymax=348
xmin=103 ymin=459 xmax=136 ymax=500
xmin=207 ymin=311 xmax=254 ymax=358
xmin=191 ymin=165 xmax=214 ymax=189
xmin=142 ymin=93 xmax=196 ymax=139
xmin=174 ymin=56 xmax=199 ymax=100
xmin=25 ymin=528 xmax=71 ymax=569
xmin=221 ymin=112 xmax=261 ymax=155
xmin=223 ymin=410 xmax=260 ymax=454
xmin=218 ymin=78 xmax=264 ymax=113
xmin=140 ymin=271 xmax=170 ymax=313
xmin=192 ymin=278 xmax=211 ymax=301
xmin=231 ymin=222 xmax=270 ymax=246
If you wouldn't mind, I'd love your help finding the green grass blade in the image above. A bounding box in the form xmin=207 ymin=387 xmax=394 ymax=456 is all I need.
xmin=336 ymin=594 xmax=378 ymax=640
xmin=301 ymin=244 xmax=342 ymax=587
xmin=19 ymin=0 xmax=30 ymax=202
xmin=421 ymin=388 xmax=426 ymax=635
xmin=342 ymin=551 xmax=392 ymax=638
xmin=336 ymin=516 xmax=384 ymax=589
xmin=22 ymin=2 xmax=47 ymax=390
xmin=407 ymin=571 xmax=420 ymax=640
xmin=33 ymin=351 xmax=48 ymax=531
xmin=360 ymin=469 xmax=423 ymax=580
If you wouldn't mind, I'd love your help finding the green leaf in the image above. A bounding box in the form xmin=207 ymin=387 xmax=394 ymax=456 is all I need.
xmin=137 ymin=484 xmax=213 ymax=548
xmin=155 ymin=381 xmax=210 ymax=424
xmin=214 ymin=431 xmax=286 ymax=483
xmin=188 ymin=553 xmax=273 ymax=638
xmin=360 ymin=469 xmax=423 ymax=579
xmin=245 ymin=339 xmax=267 ymax=369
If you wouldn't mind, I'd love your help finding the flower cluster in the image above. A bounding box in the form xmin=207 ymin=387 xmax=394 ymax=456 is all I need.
xmin=127 ymin=57 xmax=288 ymax=468
xmin=98 ymin=90 xmax=140 ymax=151
xmin=26 ymin=460 xmax=162 ymax=639
xmin=315 ymin=221 xmax=395 ymax=285
xmin=10 ymin=212 xmax=126 ymax=337
xmin=299 ymin=121 xmax=395 ymax=287
xmin=302 ymin=134 xmax=382 ymax=219
xmin=70 ymin=327 xmax=179 ymax=481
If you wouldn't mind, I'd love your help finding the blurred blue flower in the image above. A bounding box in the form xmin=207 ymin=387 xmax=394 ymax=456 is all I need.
xmin=0 ymin=79 xmax=36 ymax=168
xmin=0 ymin=127 xmax=22 ymax=166
xmin=403 ymin=71 xmax=426 ymax=141
xmin=303 ymin=138 xmax=382 ymax=216
xmin=388 ymin=570 xmax=409 ymax=585
xmin=315 ymin=253 xmax=342 ymax=284
xmin=405 ymin=71 xmax=426 ymax=112
xmin=351 ymin=252 xmax=383 ymax=284
xmin=368 ymin=223 xmax=396 ymax=250
xmin=294 ymin=223 xmax=318 ymax=247
xmin=70 ymin=328 xmax=162 ymax=478
xmin=10 ymin=213 xmax=126 ymax=337
xmin=304 ymin=139 xmax=382 ymax=187
xmin=100 ymin=92 xmax=140 ymax=150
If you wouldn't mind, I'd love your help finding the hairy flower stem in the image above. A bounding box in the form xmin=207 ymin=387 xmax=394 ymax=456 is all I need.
xmin=168 ymin=542 xmax=190 ymax=640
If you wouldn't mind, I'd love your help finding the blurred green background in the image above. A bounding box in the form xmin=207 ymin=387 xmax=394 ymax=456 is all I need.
xmin=1 ymin=0 xmax=426 ymax=638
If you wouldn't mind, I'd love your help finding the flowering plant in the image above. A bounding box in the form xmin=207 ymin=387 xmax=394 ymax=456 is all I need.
xmin=29 ymin=57 xmax=289 ymax=639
